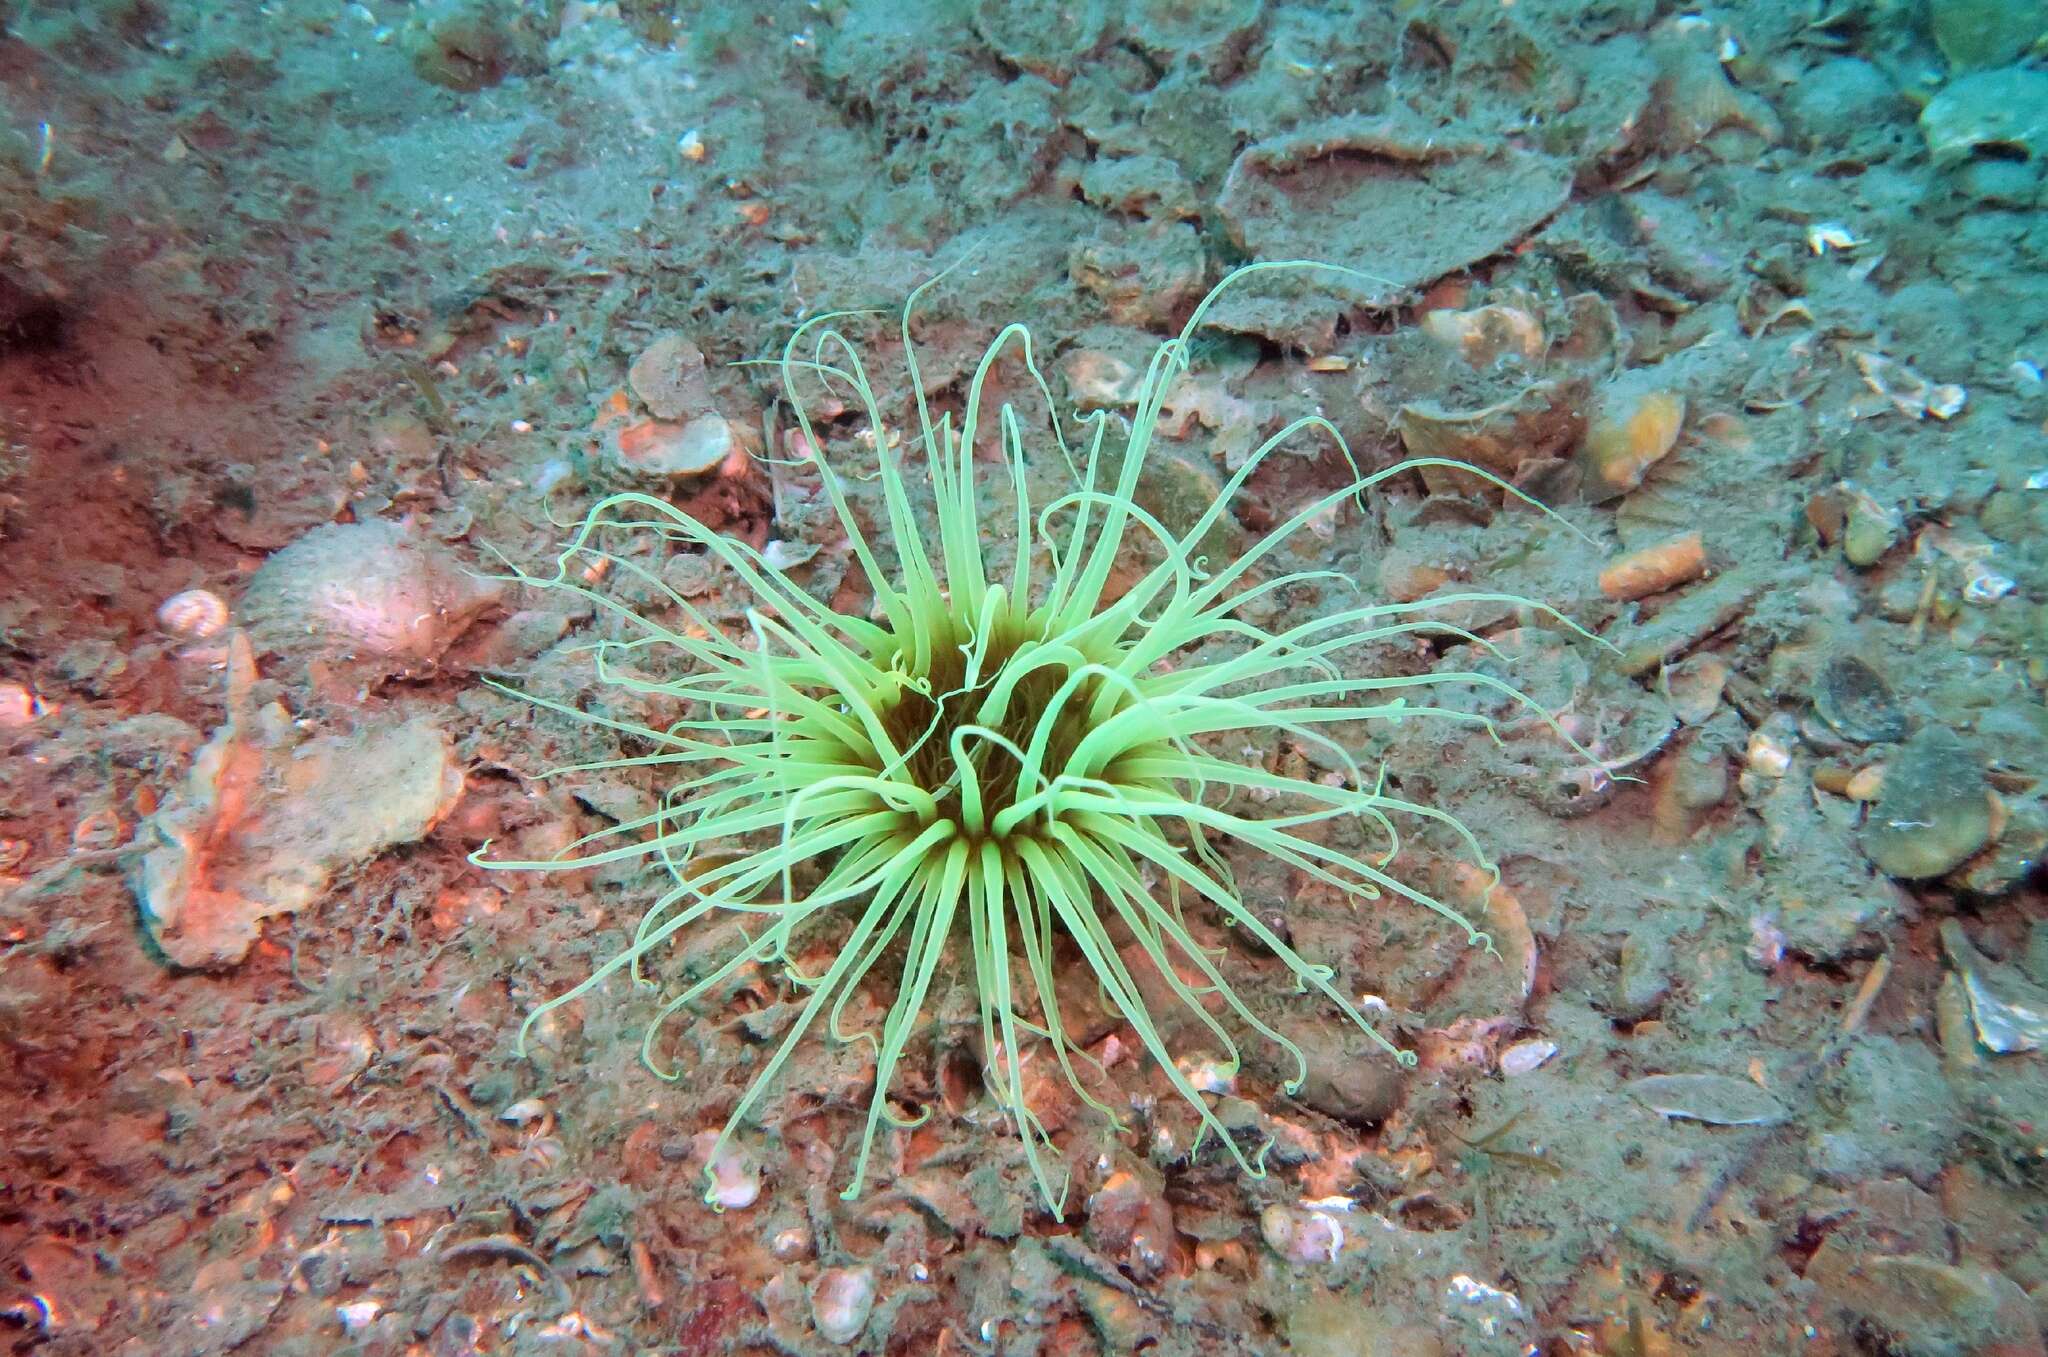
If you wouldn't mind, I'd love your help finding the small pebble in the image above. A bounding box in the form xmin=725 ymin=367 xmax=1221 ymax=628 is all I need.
xmin=0 ymin=681 xmax=43 ymax=728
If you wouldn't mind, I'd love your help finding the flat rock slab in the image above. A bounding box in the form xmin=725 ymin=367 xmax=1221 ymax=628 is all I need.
xmin=1862 ymin=725 xmax=1992 ymax=880
xmin=132 ymin=634 xmax=464 ymax=968
xmin=1213 ymin=116 xmax=1573 ymax=346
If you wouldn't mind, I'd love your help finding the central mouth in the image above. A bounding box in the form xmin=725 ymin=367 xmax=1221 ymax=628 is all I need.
xmin=872 ymin=615 xmax=1122 ymax=839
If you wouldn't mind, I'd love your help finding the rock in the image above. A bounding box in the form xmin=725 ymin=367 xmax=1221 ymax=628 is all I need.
xmin=1613 ymin=932 xmax=1673 ymax=1022
xmin=1068 ymin=221 xmax=1207 ymax=327
xmin=1807 ymin=1246 xmax=2045 ymax=1357
xmin=1397 ymin=377 xmax=1590 ymax=496
xmin=403 ymin=0 xmax=549 ymax=91
xmin=1074 ymin=155 xmax=1200 ymax=221
xmin=1284 ymin=1293 xmax=1445 ymax=1357
xmin=1808 ymin=1038 xmax=1960 ymax=1185
xmin=1131 ymin=443 xmax=1242 ymax=563
xmin=242 ymin=520 xmax=502 ymax=674
xmin=1930 ymin=0 xmax=2048 ymax=72
xmin=1921 ymin=67 xmax=2048 ymax=168
xmin=1213 ymin=116 xmax=1572 ymax=347
xmin=1082 ymin=1155 xmax=1173 ymax=1283
xmin=972 ymin=0 xmax=1105 ymax=80
xmin=1282 ymin=1020 xmax=1406 ymax=1126
xmin=1117 ymin=0 xmax=1261 ymax=64
xmin=133 ymin=635 xmax=465 ymax=968
xmin=1861 ymin=727 xmax=1993 ymax=880
xmin=1647 ymin=21 xmax=1782 ymax=153
xmin=627 ymin=334 xmax=714 ymax=421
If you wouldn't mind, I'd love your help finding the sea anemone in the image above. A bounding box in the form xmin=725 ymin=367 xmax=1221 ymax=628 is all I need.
xmin=480 ymin=262 xmax=1599 ymax=1215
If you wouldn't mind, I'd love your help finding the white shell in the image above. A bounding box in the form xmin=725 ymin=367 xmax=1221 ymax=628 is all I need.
xmin=809 ymin=1267 xmax=876 ymax=1345
xmin=1260 ymin=1203 xmax=1346 ymax=1264
xmin=156 ymin=588 xmax=230 ymax=641
xmin=694 ymin=1130 xmax=761 ymax=1210
xmin=1499 ymin=1039 xmax=1558 ymax=1076
xmin=498 ymin=1097 xmax=548 ymax=1125
xmin=335 ymin=1300 xmax=382 ymax=1333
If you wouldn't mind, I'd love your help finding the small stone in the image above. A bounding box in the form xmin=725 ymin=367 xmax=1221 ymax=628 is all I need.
xmin=1580 ymin=386 xmax=1684 ymax=500
xmin=1083 ymin=1156 xmax=1173 ymax=1283
xmin=1613 ymin=933 xmax=1673 ymax=1021
xmin=1861 ymin=726 xmax=1992 ymax=880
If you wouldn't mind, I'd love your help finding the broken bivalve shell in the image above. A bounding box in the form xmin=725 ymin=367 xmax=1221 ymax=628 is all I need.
xmin=1419 ymin=303 xmax=1545 ymax=367
xmin=1940 ymin=920 xmax=2048 ymax=1054
xmin=1625 ymin=1072 xmax=1788 ymax=1125
xmin=1261 ymin=1202 xmax=1353 ymax=1264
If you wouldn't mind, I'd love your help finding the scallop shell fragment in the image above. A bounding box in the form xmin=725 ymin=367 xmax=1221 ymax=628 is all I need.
xmin=156 ymin=589 xmax=230 ymax=642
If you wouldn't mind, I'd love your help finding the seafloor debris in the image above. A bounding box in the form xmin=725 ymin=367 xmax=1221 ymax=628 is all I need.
xmin=130 ymin=633 xmax=465 ymax=967
xmin=1213 ymin=116 xmax=1572 ymax=345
